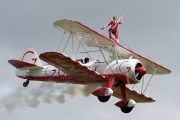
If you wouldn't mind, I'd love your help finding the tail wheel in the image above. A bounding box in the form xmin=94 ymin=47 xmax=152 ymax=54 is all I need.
xmin=23 ymin=79 xmax=29 ymax=87
xmin=120 ymin=107 xmax=133 ymax=113
xmin=98 ymin=96 xmax=111 ymax=102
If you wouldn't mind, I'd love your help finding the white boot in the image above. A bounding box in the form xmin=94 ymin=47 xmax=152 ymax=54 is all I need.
xmin=116 ymin=39 xmax=119 ymax=43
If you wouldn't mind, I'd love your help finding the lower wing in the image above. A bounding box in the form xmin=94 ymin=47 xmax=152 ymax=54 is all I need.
xmin=39 ymin=52 xmax=107 ymax=82
xmin=112 ymin=86 xmax=155 ymax=103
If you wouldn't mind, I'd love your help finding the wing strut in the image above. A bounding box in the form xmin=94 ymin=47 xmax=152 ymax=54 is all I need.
xmin=129 ymin=54 xmax=133 ymax=59
xmin=57 ymin=31 xmax=66 ymax=51
xmin=143 ymin=68 xmax=158 ymax=93
xmin=113 ymin=45 xmax=118 ymax=64
xmin=74 ymin=32 xmax=92 ymax=60
xmin=62 ymin=32 xmax=72 ymax=53
xmin=72 ymin=33 xmax=74 ymax=58
xmin=141 ymin=76 xmax=145 ymax=93
xmin=75 ymin=31 xmax=86 ymax=56
xmin=80 ymin=43 xmax=92 ymax=60
xmin=100 ymin=48 xmax=108 ymax=64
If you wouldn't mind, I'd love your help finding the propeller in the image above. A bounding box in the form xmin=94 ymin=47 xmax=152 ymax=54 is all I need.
xmin=136 ymin=67 xmax=147 ymax=76
xmin=135 ymin=66 xmax=147 ymax=80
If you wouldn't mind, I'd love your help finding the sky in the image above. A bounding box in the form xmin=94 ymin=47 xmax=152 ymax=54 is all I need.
xmin=0 ymin=0 xmax=180 ymax=120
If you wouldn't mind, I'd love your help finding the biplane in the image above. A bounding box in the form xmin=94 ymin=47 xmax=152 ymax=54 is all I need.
xmin=8 ymin=19 xmax=171 ymax=113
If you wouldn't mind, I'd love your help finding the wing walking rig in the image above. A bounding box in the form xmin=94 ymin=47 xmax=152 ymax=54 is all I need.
xmin=8 ymin=19 xmax=171 ymax=113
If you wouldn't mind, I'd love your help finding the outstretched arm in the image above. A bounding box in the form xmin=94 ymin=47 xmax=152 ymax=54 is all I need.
xmin=118 ymin=13 xmax=123 ymax=24
xmin=101 ymin=21 xmax=112 ymax=30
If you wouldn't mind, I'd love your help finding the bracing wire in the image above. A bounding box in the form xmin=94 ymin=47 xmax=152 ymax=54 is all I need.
xmin=81 ymin=45 xmax=93 ymax=60
xmin=132 ymin=84 xmax=135 ymax=89
xmin=119 ymin=39 xmax=131 ymax=50
xmin=96 ymin=51 xmax=101 ymax=60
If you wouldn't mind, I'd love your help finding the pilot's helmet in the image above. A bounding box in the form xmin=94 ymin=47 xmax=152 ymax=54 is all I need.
xmin=84 ymin=57 xmax=89 ymax=63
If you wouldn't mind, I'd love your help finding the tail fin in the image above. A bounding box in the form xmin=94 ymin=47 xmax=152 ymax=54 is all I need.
xmin=8 ymin=48 xmax=43 ymax=70
xmin=19 ymin=48 xmax=42 ymax=66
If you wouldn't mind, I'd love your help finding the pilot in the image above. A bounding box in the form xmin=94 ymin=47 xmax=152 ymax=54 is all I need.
xmin=101 ymin=13 xmax=123 ymax=43
xmin=84 ymin=57 xmax=89 ymax=63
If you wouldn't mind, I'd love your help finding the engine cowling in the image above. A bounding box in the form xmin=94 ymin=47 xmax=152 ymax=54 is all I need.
xmin=102 ymin=59 xmax=147 ymax=84
xmin=121 ymin=59 xmax=147 ymax=83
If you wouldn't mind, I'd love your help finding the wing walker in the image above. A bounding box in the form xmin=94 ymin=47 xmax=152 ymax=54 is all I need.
xmin=8 ymin=19 xmax=171 ymax=113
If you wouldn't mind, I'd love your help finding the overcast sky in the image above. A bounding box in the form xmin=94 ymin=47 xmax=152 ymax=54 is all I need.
xmin=0 ymin=0 xmax=179 ymax=120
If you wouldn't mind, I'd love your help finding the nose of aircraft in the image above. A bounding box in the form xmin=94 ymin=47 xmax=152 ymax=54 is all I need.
xmin=136 ymin=67 xmax=147 ymax=76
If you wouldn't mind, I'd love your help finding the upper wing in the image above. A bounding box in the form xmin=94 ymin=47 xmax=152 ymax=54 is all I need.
xmin=8 ymin=59 xmax=43 ymax=70
xmin=39 ymin=52 xmax=107 ymax=82
xmin=53 ymin=19 xmax=171 ymax=75
xmin=112 ymin=86 xmax=155 ymax=103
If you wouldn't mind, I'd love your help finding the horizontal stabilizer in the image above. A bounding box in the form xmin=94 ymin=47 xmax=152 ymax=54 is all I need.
xmin=8 ymin=59 xmax=43 ymax=70
xmin=112 ymin=86 xmax=155 ymax=103
xmin=39 ymin=52 xmax=107 ymax=82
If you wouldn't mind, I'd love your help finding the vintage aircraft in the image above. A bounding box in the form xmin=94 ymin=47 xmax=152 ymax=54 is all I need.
xmin=8 ymin=19 xmax=171 ymax=113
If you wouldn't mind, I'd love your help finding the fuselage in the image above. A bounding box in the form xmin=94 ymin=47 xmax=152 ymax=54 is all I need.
xmin=15 ymin=59 xmax=144 ymax=85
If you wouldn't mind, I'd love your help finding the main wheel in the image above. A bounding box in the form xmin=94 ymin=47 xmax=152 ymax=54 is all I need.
xmin=120 ymin=107 xmax=133 ymax=113
xmin=98 ymin=96 xmax=111 ymax=102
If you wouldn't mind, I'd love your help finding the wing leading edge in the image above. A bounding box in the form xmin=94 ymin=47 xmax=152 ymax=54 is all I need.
xmin=53 ymin=19 xmax=171 ymax=75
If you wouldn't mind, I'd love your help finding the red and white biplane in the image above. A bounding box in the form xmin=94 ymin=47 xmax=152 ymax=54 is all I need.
xmin=8 ymin=19 xmax=171 ymax=113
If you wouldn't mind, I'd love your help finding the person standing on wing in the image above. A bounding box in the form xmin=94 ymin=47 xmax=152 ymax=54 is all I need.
xmin=101 ymin=13 xmax=123 ymax=43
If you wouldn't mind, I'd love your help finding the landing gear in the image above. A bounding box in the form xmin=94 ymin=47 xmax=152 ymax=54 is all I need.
xmin=23 ymin=79 xmax=29 ymax=87
xmin=115 ymin=98 xmax=136 ymax=113
xmin=120 ymin=107 xmax=133 ymax=113
xmin=98 ymin=96 xmax=111 ymax=102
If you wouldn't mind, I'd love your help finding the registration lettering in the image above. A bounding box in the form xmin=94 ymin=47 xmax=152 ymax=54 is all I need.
xmin=45 ymin=53 xmax=97 ymax=80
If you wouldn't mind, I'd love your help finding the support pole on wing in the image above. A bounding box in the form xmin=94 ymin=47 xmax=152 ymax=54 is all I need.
xmin=81 ymin=44 xmax=92 ymax=60
xmin=129 ymin=54 xmax=133 ymax=59
xmin=62 ymin=32 xmax=72 ymax=53
xmin=113 ymin=45 xmax=119 ymax=64
xmin=57 ymin=31 xmax=66 ymax=51
xmin=75 ymin=31 xmax=86 ymax=57
xmin=102 ymin=46 xmax=116 ymax=75
xmin=143 ymin=68 xmax=158 ymax=93
xmin=72 ymin=33 xmax=74 ymax=59
xmin=100 ymin=48 xmax=108 ymax=64
xmin=141 ymin=76 xmax=145 ymax=93
xmin=75 ymin=31 xmax=92 ymax=60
